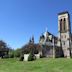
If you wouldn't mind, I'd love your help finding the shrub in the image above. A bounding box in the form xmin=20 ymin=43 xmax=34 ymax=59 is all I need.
xmin=3 ymin=55 xmax=9 ymax=58
xmin=9 ymin=50 xmax=14 ymax=58
xmin=28 ymin=50 xmax=35 ymax=61
xmin=19 ymin=55 xmax=24 ymax=61
xmin=14 ymin=49 xmax=21 ymax=58
xmin=19 ymin=57 xmax=24 ymax=61
xmin=9 ymin=53 xmax=14 ymax=58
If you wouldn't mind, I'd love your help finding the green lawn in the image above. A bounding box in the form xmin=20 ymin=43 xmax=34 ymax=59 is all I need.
xmin=0 ymin=58 xmax=72 ymax=72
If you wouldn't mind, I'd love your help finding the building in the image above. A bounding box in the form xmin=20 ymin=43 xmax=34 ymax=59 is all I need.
xmin=39 ymin=11 xmax=72 ymax=58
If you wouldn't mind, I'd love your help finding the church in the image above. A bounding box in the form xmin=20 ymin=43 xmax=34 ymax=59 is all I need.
xmin=39 ymin=11 xmax=72 ymax=58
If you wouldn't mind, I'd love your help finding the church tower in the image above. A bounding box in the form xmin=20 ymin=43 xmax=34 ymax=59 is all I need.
xmin=58 ymin=11 xmax=71 ymax=58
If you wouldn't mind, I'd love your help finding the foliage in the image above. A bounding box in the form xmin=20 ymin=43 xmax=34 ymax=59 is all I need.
xmin=14 ymin=48 xmax=21 ymax=58
xmin=21 ymin=43 xmax=42 ymax=55
xmin=28 ymin=49 xmax=35 ymax=61
xmin=19 ymin=55 xmax=24 ymax=61
xmin=8 ymin=48 xmax=22 ymax=58
xmin=8 ymin=49 xmax=14 ymax=58
xmin=0 ymin=40 xmax=9 ymax=58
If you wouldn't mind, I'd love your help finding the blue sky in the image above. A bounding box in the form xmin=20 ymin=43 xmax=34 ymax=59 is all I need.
xmin=0 ymin=0 xmax=72 ymax=49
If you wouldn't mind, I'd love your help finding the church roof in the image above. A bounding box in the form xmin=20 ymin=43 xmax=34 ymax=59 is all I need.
xmin=58 ymin=11 xmax=69 ymax=15
xmin=45 ymin=31 xmax=58 ymax=39
xmin=40 ymin=35 xmax=45 ymax=39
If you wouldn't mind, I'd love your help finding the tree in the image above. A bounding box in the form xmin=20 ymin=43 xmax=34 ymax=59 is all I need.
xmin=14 ymin=48 xmax=21 ymax=58
xmin=8 ymin=49 xmax=14 ymax=58
xmin=0 ymin=40 xmax=9 ymax=58
xmin=21 ymin=43 xmax=42 ymax=56
xmin=28 ymin=48 xmax=35 ymax=61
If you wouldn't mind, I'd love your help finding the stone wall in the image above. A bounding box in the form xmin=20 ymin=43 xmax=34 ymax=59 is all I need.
xmin=42 ymin=46 xmax=53 ymax=58
xmin=42 ymin=45 xmax=63 ymax=58
xmin=55 ymin=46 xmax=64 ymax=57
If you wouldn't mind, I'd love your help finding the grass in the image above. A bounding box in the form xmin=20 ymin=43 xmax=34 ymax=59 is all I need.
xmin=0 ymin=58 xmax=72 ymax=72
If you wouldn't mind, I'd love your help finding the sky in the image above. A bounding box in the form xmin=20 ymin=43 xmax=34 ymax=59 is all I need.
xmin=0 ymin=0 xmax=72 ymax=49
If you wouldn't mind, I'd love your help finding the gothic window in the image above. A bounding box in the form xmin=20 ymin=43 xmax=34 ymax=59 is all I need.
xmin=62 ymin=41 xmax=65 ymax=46
xmin=63 ymin=42 xmax=65 ymax=46
xmin=60 ymin=19 xmax=62 ymax=32
xmin=64 ymin=18 xmax=66 ymax=31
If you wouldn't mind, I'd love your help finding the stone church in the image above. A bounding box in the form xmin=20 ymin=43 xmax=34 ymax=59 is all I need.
xmin=39 ymin=11 xmax=72 ymax=58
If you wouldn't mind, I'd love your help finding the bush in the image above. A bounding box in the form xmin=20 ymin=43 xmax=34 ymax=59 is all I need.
xmin=19 ymin=56 xmax=24 ymax=61
xmin=28 ymin=51 xmax=35 ymax=61
xmin=19 ymin=53 xmax=24 ymax=61
xmin=9 ymin=54 xmax=14 ymax=58
xmin=9 ymin=50 xmax=14 ymax=58
xmin=14 ymin=48 xmax=21 ymax=58
xmin=3 ymin=55 xmax=9 ymax=58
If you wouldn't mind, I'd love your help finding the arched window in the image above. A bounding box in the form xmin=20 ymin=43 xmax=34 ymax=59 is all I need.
xmin=60 ymin=19 xmax=62 ymax=32
xmin=64 ymin=18 xmax=66 ymax=31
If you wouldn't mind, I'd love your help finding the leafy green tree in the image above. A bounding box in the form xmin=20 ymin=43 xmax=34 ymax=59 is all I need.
xmin=14 ymin=48 xmax=21 ymax=58
xmin=8 ymin=49 xmax=14 ymax=58
xmin=21 ymin=43 xmax=42 ymax=54
xmin=0 ymin=40 xmax=9 ymax=58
